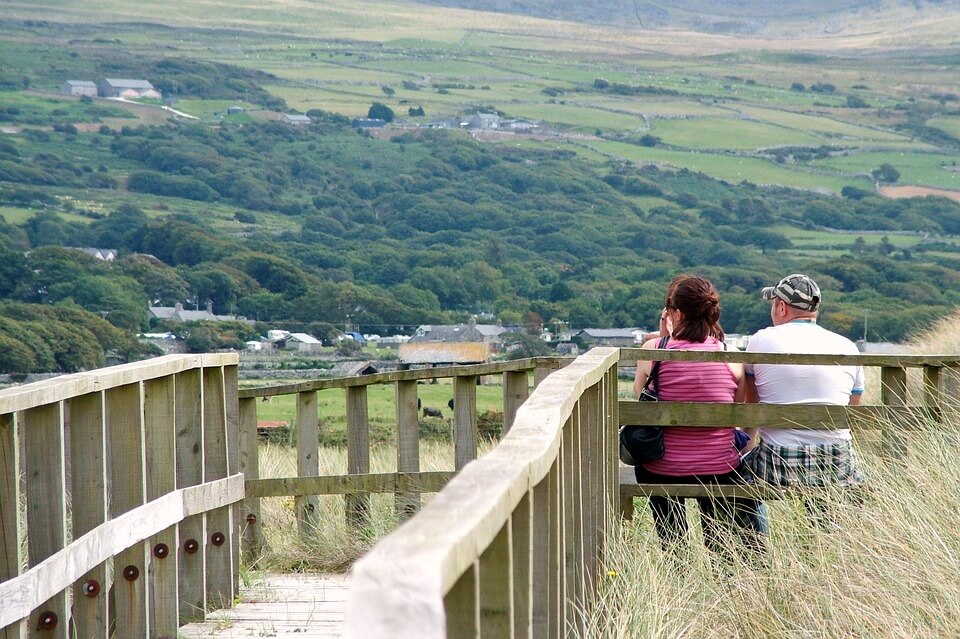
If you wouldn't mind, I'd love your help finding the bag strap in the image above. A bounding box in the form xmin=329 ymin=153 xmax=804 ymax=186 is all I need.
xmin=644 ymin=335 xmax=670 ymax=394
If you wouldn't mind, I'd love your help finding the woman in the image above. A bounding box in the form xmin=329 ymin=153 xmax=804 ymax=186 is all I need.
xmin=633 ymin=274 xmax=765 ymax=554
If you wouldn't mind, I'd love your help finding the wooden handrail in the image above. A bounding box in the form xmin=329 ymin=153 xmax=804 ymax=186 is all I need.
xmin=238 ymin=357 xmax=568 ymax=398
xmin=620 ymin=347 xmax=959 ymax=366
xmin=344 ymin=347 xmax=621 ymax=638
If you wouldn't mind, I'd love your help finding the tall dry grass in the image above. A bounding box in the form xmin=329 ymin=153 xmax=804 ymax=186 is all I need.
xmin=580 ymin=308 xmax=960 ymax=638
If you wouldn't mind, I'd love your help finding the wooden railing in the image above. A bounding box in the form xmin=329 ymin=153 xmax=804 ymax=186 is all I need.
xmin=0 ymin=354 xmax=241 ymax=639
xmin=236 ymin=357 xmax=568 ymax=558
xmin=344 ymin=347 xmax=621 ymax=639
xmin=342 ymin=347 xmax=960 ymax=638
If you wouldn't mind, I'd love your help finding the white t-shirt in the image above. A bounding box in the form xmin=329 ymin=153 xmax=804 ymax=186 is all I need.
xmin=745 ymin=320 xmax=864 ymax=446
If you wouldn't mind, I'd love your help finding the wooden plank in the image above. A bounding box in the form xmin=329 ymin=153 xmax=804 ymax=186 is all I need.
xmin=175 ymin=367 xmax=206 ymax=623
xmin=67 ymin=392 xmax=109 ymax=639
xmin=923 ymin=366 xmax=943 ymax=414
xmin=223 ymin=364 xmax=241 ymax=599
xmin=511 ymin=491 xmax=532 ymax=639
xmin=247 ymin=471 xmax=455 ymax=497
xmin=479 ymin=522 xmax=513 ymax=638
xmin=502 ymin=371 xmax=529 ymax=435
xmin=143 ymin=375 xmax=179 ymax=639
xmin=0 ymin=412 xmax=25 ymax=639
xmin=0 ymin=475 xmax=244 ymax=629
xmin=881 ymin=366 xmax=909 ymax=457
xmin=238 ymin=358 xmax=571 ymax=399
xmin=580 ymin=383 xmax=600 ymax=602
xmin=620 ymin=348 xmax=960 ymax=367
xmin=238 ymin=398 xmax=263 ymax=561
xmin=454 ymin=376 xmax=478 ymax=471
xmin=619 ymin=400 xmax=933 ymax=430
xmin=23 ymin=403 xmax=69 ymax=639
xmin=203 ymin=367 xmax=234 ymax=611
xmin=445 ymin=562 xmax=479 ymax=639
xmin=107 ymin=383 xmax=148 ymax=639
xmin=395 ymin=380 xmax=421 ymax=518
xmin=547 ymin=462 xmax=562 ymax=639
xmin=345 ymin=386 xmax=371 ymax=531
xmin=0 ymin=354 xmax=236 ymax=415
xmin=296 ymin=391 xmax=320 ymax=537
xmin=620 ymin=467 xmax=785 ymax=500
xmin=561 ymin=412 xmax=581 ymax=633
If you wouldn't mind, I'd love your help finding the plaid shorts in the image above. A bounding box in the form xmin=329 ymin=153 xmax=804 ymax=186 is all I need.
xmin=745 ymin=441 xmax=864 ymax=488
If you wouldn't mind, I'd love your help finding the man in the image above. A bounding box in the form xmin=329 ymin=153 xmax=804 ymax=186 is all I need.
xmin=743 ymin=274 xmax=865 ymax=499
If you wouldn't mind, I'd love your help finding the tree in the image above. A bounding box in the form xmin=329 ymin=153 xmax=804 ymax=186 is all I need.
xmin=367 ymin=102 xmax=395 ymax=122
xmin=408 ymin=106 xmax=425 ymax=117
xmin=872 ymin=163 xmax=900 ymax=184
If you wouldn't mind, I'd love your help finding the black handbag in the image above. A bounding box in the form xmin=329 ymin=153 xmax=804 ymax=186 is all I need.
xmin=619 ymin=336 xmax=669 ymax=465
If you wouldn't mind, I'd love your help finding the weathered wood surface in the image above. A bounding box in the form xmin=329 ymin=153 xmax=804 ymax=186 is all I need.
xmin=178 ymin=572 xmax=349 ymax=639
xmin=620 ymin=400 xmax=938 ymax=429
xmin=247 ymin=471 xmax=455 ymax=497
xmin=239 ymin=357 xmax=571 ymax=398
xmin=0 ymin=353 xmax=236 ymax=414
xmin=0 ymin=474 xmax=244 ymax=628
xmin=344 ymin=348 xmax=621 ymax=639
xmin=619 ymin=348 xmax=959 ymax=367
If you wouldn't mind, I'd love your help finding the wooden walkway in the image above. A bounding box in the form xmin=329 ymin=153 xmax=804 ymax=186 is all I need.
xmin=179 ymin=573 xmax=349 ymax=638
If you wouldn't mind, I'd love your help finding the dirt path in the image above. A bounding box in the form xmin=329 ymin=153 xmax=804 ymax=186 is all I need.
xmin=879 ymin=185 xmax=960 ymax=202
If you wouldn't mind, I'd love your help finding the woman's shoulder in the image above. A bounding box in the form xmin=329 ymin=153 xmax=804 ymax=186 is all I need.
xmin=641 ymin=336 xmax=667 ymax=349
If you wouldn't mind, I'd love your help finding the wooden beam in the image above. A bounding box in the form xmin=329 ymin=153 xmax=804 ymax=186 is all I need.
xmin=238 ymin=358 xmax=571 ymax=399
xmin=345 ymin=386 xmax=371 ymax=532
xmin=23 ymin=403 xmax=68 ymax=639
xmin=203 ymin=367 xmax=233 ymax=612
xmin=395 ymin=380 xmax=420 ymax=518
xmin=454 ymin=376 xmax=478 ymax=471
xmin=246 ymin=471 xmax=455 ymax=497
xmin=175 ymin=368 xmax=205 ymax=623
xmin=503 ymin=371 xmax=529 ymax=435
xmin=619 ymin=400 xmax=935 ymax=430
xmin=238 ymin=398 xmax=262 ymax=561
xmin=68 ymin=392 xmax=109 ymax=639
xmin=619 ymin=348 xmax=960 ymax=367
xmin=296 ymin=390 xmax=320 ymax=538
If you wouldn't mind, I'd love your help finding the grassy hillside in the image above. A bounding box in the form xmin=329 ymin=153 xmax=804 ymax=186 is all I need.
xmin=1 ymin=2 xmax=959 ymax=373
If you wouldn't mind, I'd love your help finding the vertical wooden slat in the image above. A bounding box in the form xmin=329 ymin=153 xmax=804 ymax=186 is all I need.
xmin=346 ymin=386 xmax=371 ymax=531
xmin=605 ymin=367 xmax=620 ymax=549
xmin=0 ymin=412 xmax=26 ymax=639
xmin=548 ymin=461 xmax=563 ymax=639
xmin=479 ymin=521 xmax=514 ymax=638
xmin=143 ymin=376 xmax=179 ymax=638
xmin=580 ymin=384 xmax=600 ymax=601
xmin=395 ymin=380 xmax=420 ymax=518
xmin=23 ymin=404 xmax=68 ymax=639
xmin=175 ymin=368 xmax=206 ymax=622
xmin=445 ymin=562 xmax=479 ymax=639
xmin=296 ymin=391 xmax=320 ymax=538
xmin=238 ymin=398 xmax=263 ymax=561
xmin=533 ymin=364 xmax=555 ymax=389
xmin=923 ymin=366 xmax=943 ymax=418
xmin=531 ymin=470 xmax=552 ymax=639
xmin=223 ymin=364 xmax=241 ymax=600
xmin=944 ymin=364 xmax=960 ymax=406
xmin=511 ymin=490 xmax=533 ymax=639
xmin=881 ymin=366 xmax=908 ymax=457
xmin=108 ymin=384 xmax=148 ymax=639
xmin=68 ymin=392 xmax=109 ymax=639
xmin=203 ymin=367 xmax=233 ymax=611
xmin=454 ymin=376 xmax=478 ymax=471
xmin=563 ymin=408 xmax=584 ymax=634
xmin=502 ymin=371 xmax=529 ymax=435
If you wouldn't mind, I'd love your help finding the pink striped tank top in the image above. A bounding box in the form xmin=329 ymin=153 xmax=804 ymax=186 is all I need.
xmin=642 ymin=337 xmax=741 ymax=477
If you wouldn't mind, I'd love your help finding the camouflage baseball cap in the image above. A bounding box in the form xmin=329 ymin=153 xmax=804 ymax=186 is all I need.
xmin=761 ymin=273 xmax=821 ymax=311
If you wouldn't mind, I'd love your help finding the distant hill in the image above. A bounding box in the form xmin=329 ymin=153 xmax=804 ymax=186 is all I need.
xmin=409 ymin=0 xmax=960 ymax=34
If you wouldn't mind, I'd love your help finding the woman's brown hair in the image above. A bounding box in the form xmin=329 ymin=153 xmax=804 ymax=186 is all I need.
xmin=665 ymin=274 xmax=724 ymax=343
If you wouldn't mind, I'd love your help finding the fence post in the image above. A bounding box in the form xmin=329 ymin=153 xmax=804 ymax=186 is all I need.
xmin=143 ymin=377 xmax=179 ymax=638
xmin=175 ymin=368 xmax=206 ymax=623
xmin=561 ymin=410 xmax=583 ymax=634
xmin=503 ymin=370 xmax=529 ymax=435
xmin=296 ymin=390 xmax=320 ymax=538
xmin=395 ymin=380 xmax=420 ymax=518
xmin=107 ymin=384 xmax=149 ymax=638
xmin=881 ymin=366 xmax=908 ymax=457
xmin=533 ymin=362 xmax=558 ymax=389
xmin=223 ymin=364 xmax=241 ymax=599
xmin=0 ymin=413 xmax=26 ymax=639
xmin=238 ymin=397 xmax=263 ymax=560
xmin=454 ymin=376 xmax=478 ymax=470
xmin=346 ymin=385 xmax=371 ymax=532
